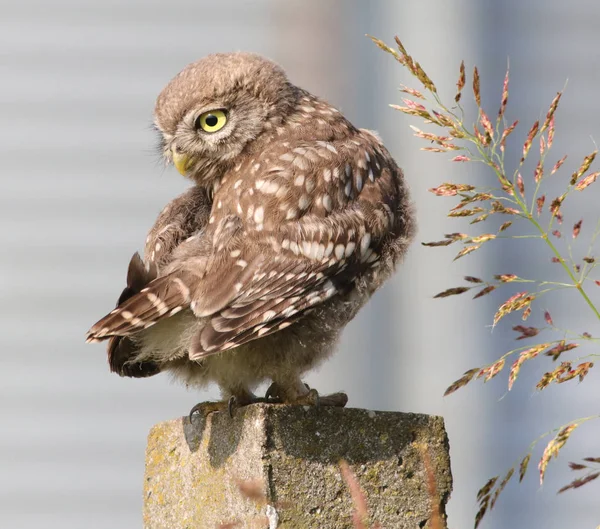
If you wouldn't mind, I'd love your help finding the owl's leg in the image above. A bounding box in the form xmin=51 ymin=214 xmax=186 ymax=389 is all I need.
xmin=265 ymin=378 xmax=348 ymax=408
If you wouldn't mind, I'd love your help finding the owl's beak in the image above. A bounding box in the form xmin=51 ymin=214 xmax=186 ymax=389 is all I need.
xmin=171 ymin=147 xmax=192 ymax=176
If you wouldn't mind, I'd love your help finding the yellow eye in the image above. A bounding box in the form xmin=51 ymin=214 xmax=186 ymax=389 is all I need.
xmin=195 ymin=109 xmax=227 ymax=133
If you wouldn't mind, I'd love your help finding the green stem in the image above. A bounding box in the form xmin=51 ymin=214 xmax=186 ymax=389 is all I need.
xmin=528 ymin=216 xmax=600 ymax=321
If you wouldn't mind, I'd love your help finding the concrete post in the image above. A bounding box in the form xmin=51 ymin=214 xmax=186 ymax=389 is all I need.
xmin=143 ymin=404 xmax=452 ymax=528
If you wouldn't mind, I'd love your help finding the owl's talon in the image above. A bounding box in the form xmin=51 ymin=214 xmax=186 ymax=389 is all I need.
xmin=228 ymin=395 xmax=237 ymax=418
xmin=188 ymin=401 xmax=226 ymax=422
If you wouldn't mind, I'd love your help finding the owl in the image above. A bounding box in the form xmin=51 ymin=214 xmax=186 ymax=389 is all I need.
xmin=87 ymin=52 xmax=416 ymax=416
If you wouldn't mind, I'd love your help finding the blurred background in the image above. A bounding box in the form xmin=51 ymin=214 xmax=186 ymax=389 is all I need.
xmin=2 ymin=1 xmax=599 ymax=528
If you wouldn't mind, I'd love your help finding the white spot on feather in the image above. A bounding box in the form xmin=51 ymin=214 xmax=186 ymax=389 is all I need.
xmin=344 ymin=180 xmax=352 ymax=197
xmin=293 ymin=157 xmax=309 ymax=170
xmin=263 ymin=310 xmax=276 ymax=322
xmin=355 ymin=173 xmax=363 ymax=192
xmin=263 ymin=181 xmax=280 ymax=194
xmin=298 ymin=195 xmax=310 ymax=210
xmin=282 ymin=306 xmax=298 ymax=317
xmin=302 ymin=241 xmax=312 ymax=256
xmin=324 ymin=241 xmax=334 ymax=257
xmin=173 ymin=278 xmax=191 ymax=302
xmin=312 ymin=241 xmax=323 ymax=260
xmin=360 ymin=233 xmax=372 ymax=255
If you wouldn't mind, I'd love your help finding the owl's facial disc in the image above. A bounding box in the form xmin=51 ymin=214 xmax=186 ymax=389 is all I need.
xmin=166 ymin=106 xmax=233 ymax=176
xmin=170 ymin=108 xmax=229 ymax=175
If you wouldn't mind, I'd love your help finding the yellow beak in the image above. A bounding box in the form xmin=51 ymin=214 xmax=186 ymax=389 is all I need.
xmin=171 ymin=148 xmax=192 ymax=176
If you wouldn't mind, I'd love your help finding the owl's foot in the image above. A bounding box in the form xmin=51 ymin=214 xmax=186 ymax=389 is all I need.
xmin=188 ymin=398 xmax=237 ymax=421
xmin=264 ymin=382 xmax=348 ymax=408
xmin=189 ymin=393 xmax=275 ymax=422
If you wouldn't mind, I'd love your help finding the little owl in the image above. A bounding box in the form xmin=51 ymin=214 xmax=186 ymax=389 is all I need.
xmin=86 ymin=52 xmax=416 ymax=416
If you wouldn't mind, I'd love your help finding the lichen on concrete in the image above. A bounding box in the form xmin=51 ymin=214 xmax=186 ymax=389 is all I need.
xmin=143 ymin=404 xmax=452 ymax=528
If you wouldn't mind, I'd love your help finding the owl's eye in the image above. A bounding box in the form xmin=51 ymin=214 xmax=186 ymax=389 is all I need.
xmin=195 ymin=109 xmax=227 ymax=133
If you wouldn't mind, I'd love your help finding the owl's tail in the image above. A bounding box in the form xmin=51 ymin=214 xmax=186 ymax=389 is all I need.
xmin=86 ymin=266 xmax=193 ymax=343
xmin=89 ymin=252 xmax=162 ymax=377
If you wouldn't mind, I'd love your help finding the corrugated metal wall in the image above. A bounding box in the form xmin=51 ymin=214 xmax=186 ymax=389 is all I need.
xmin=1 ymin=1 xmax=598 ymax=528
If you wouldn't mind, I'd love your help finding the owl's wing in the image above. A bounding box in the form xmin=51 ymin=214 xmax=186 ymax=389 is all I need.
xmin=87 ymin=139 xmax=413 ymax=357
xmin=100 ymin=185 xmax=212 ymax=374
xmin=86 ymin=209 xmax=370 ymax=354
xmin=143 ymin=185 xmax=212 ymax=271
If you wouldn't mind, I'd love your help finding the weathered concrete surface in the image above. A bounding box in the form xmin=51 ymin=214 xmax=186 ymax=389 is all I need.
xmin=143 ymin=404 xmax=452 ymax=528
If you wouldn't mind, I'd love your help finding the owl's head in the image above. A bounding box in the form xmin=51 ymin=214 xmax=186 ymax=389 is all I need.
xmin=154 ymin=52 xmax=297 ymax=184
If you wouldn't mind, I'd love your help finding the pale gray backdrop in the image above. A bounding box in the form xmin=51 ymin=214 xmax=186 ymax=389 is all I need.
xmin=1 ymin=1 xmax=598 ymax=528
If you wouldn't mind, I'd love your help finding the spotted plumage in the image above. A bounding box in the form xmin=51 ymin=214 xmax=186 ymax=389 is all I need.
xmin=87 ymin=52 xmax=416 ymax=406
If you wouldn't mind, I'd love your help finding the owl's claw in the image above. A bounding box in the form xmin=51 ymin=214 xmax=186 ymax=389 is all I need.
xmin=227 ymin=395 xmax=237 ymax=418
xmin=189 ymin=401 xmax=229 ymax=422
xmin=188 ymin=395 xmax=256 ymax=422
